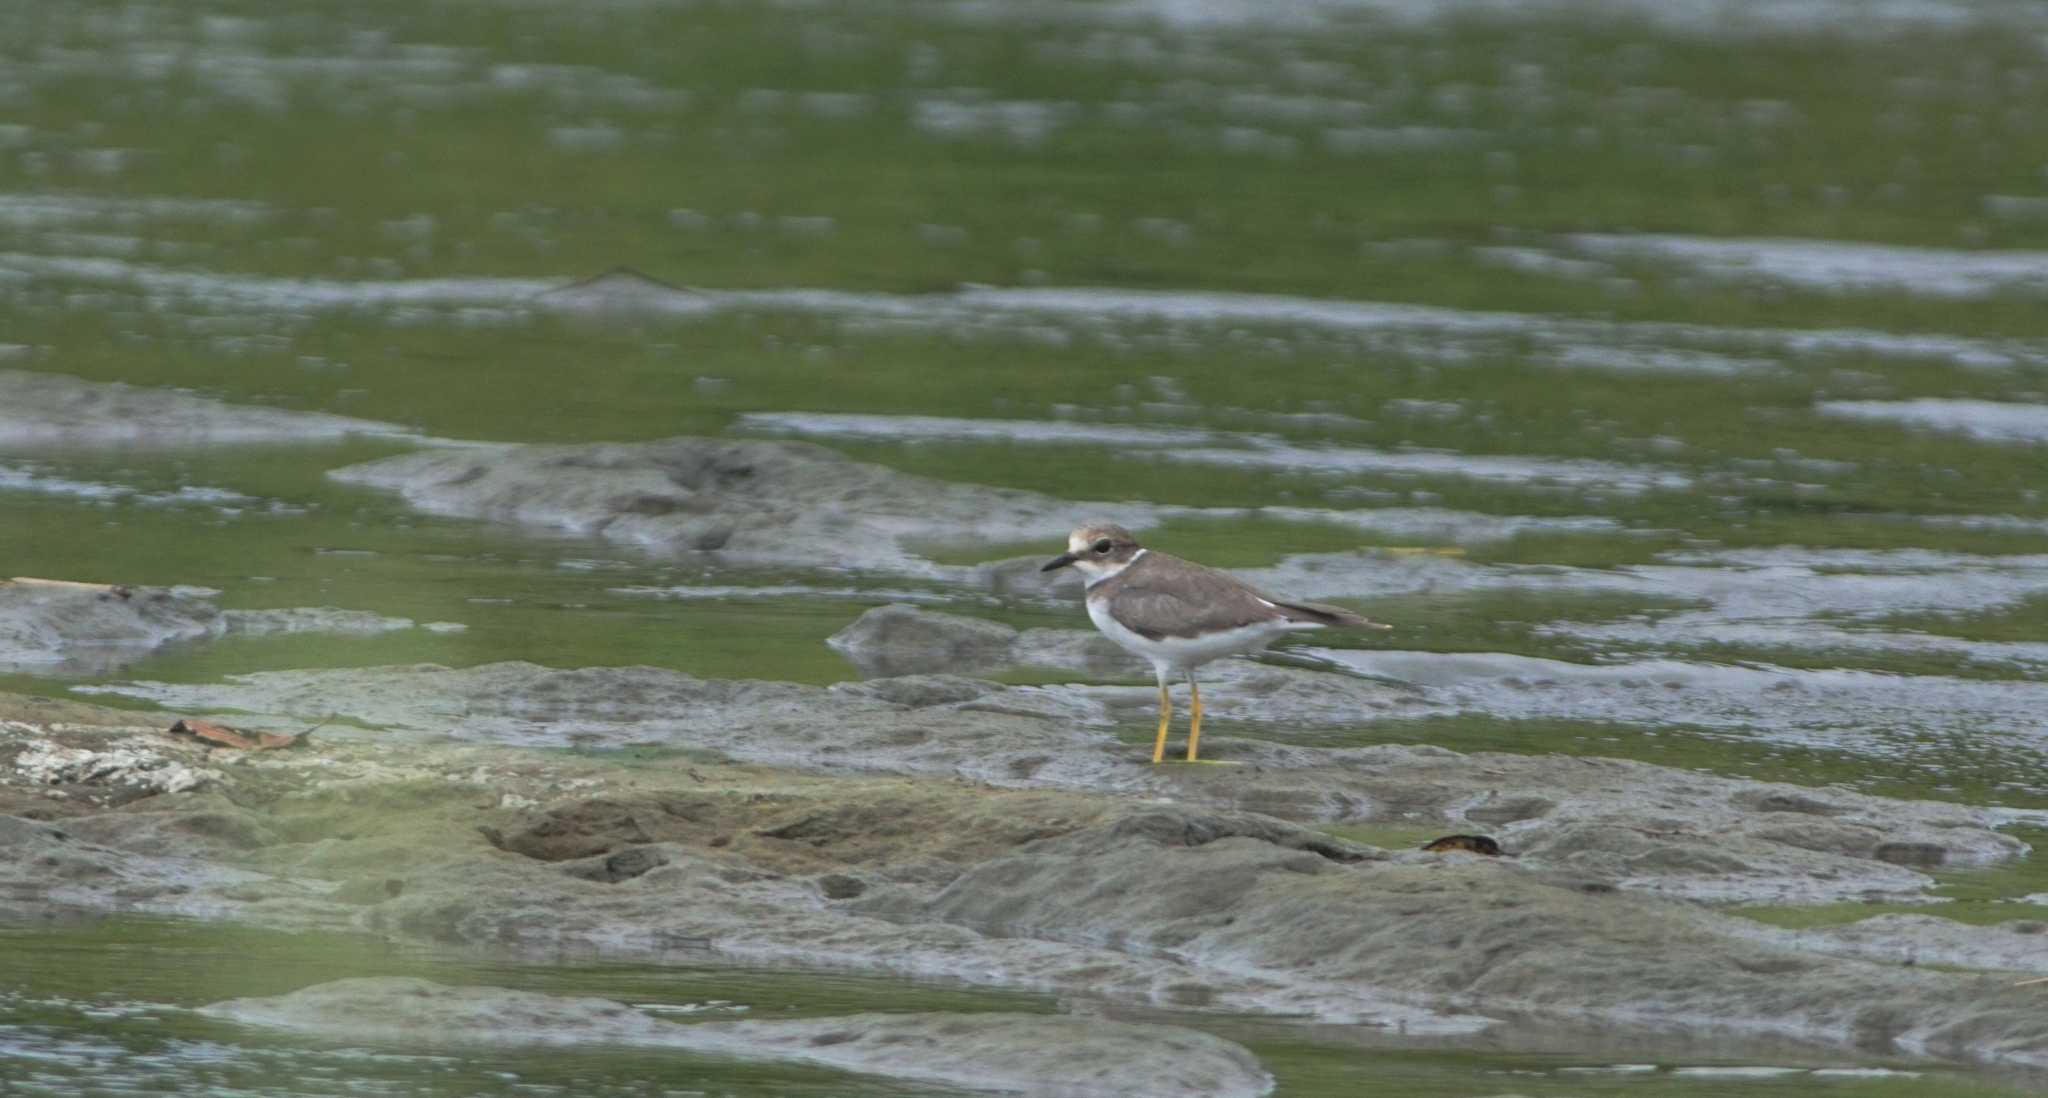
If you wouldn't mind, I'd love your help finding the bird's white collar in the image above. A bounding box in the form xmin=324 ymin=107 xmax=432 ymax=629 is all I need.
xmin=1082 ymin=548 xmax=1146 ymax=589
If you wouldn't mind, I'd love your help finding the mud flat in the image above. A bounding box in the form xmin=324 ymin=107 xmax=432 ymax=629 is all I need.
xmin=4 ymin=657 xmax=2046 ymax=1075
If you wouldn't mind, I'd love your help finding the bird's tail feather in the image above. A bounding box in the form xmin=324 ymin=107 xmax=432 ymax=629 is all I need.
xmin=1273 ymin=600 xmax=1390 ymax=630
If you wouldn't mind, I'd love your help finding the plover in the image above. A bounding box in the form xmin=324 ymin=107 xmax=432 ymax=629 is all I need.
xmin=1042 ymin=522 xmax=1385 ymax=763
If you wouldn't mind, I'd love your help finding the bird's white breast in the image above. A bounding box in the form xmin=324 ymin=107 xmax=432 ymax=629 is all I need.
xmin=1086 ymin=594 xmax=1307 ymax=673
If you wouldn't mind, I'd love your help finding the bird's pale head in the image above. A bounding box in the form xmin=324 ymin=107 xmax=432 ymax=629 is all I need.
xmin=1041 ymin=522 xmax=1143 ymax=579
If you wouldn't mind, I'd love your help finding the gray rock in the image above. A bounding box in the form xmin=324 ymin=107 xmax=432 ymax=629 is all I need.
xmin=826 ymin=604 xmax=1143 ymax=678
xmin=0 ymin=578 xmax=423 ymax=675
xmin=0 ymin=814 xmax=325 ymax=923
xmin=82 ymin=661 xmax=1149 ymax=790
xmin=0 ymin=580 xmax=221 ymax=675
xmin=327 ymin=437 xmax=1155 ymax=575
xmin=1010 ymin=625 xmax=1147 ymax=674
xmin=5 ymin=705 xmax=2045 ymax=1066
xmin=57 ymin=795 xmax=285 ymax=859
xmin=1730 ymin=914 xmax=2048 ymax=975
xmin=827 ymin=604 xmax=1020 ymax=677
xmin=202 ymin=977 xmax=1276 ymax=1098
xmin=832 ymin=673 xmax=995 ymax=708
xmin=0 ymin=368 xmax=417 ymax=447
xmin=79 ymin=661 xmax=2026 ymax=905
xmin=860 ymin=806 xmax=2048 ymax=1066
xmin=355 ymin=841 xmax=1469 ymax=1031
xmin=559 ymin=845 xmax=670 ymax=884
xmin=973 ymin=554 xmax=1087 ymax=599
xmin=13 ymin=740 xmax=220 ymax=798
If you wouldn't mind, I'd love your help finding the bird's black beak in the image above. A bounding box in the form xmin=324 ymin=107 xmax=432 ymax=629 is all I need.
xmin=1040 ymin=552 xmax=1078 ymax=573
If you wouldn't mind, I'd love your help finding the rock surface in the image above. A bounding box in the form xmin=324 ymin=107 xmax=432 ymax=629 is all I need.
xmin=855 ymin=808 xmax=2048 ymax=1060
xmin=1733 ymin=914 xmax=2048 ymax=975
xmin=0 ymin=368 xmax=418 ymax=446
xmin=4 ymin=676 xmax=2048 ymax=1073
xmin=326 ymin=437 xmax=1157 ymax=574
xmin=203 ymin=977 xmax=1276 ymax=1098
xmin=0 ymin=579 xmax=222 ymax=675
xmin=12 ymin=739 xmax=220 ymax=799
xmin=827 ymin=603 xmax=1026 ymax=677
xmin=0 ymin=578 xmax=424 ymax=675
xmin=0 ymin=813 xmax=320 ymax=923
xmin=3 ymin=683 xmax=2045 ymax=1072
xmin=829 ymin=603 xmax=1140 ymax=677
xmin=77 ymin=660 xmax=2022 ymax=904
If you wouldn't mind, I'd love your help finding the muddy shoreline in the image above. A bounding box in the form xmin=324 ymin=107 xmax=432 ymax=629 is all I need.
xmin=5 ymin=661 xmax=2046 ymax=1087
xmin=5 ymin=369 xmax=2048 ymax=1091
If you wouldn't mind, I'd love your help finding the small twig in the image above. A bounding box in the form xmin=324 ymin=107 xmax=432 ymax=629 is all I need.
xmin=2014 ymin=975 xmax=2048 ymax=988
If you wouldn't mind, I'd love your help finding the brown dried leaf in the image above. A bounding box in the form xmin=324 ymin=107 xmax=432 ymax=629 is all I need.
xmin=168 ymin=718 xmax=298 ymax=751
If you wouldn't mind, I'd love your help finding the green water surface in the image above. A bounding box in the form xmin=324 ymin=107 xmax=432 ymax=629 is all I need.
xmin=8 ymin=0 xmax=2048 ymax=1092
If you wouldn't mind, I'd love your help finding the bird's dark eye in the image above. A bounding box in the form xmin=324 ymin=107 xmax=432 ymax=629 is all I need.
xmin=1092 ymin=539 xmax=1113 ymax=554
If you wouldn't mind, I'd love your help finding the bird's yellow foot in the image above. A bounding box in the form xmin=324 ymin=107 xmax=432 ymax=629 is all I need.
xmin=1150 ymin=683 xmax=1171 ymax=764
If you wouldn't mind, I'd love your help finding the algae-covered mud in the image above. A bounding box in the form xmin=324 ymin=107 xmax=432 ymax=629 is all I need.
xmin=9 ymin=0 xmax=2048 ymax=1094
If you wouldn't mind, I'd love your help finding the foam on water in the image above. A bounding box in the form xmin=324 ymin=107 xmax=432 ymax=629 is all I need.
xmin=0 ymin=464 xmax=131 ymax=502
xmin=0 ymin=193 xmax=271 ymax=230
xmin=0 ymin=463 xmax=255 ymax=508
xmin=1161 ymin=439 xmax=1691 ymax=492
xmin=1093 ymin=0 xmax=2034 ymax=35
xmin=0 ymin=253 xmax=555 ymax=314
xmin=739 ymin=411 xmax=1691 ymax=493
xmin=1818 ymin=398 xmax=2048 ymax=444
xmin=1313 ymin=646 xmax=2048 ymax=765
xmin=1248 ymin=545 xmax=2048 ymax=750
xmin=1203 ymin=505 xmax=1623 ymax=543
xmin=7 ymin=256 xmax=2042 ymax=375
xmin=1258 ymin=545 xmax=2048 ymax=622
xmin=1573 ymin=234 xmax=2048 ymax=299
xmin=735 ymin=411 xmax=1218 ymax=448
xmin=611 ymin=583 xmax=978 ymax=605
xmin=1536 ymin=345 xmax=1782 ymax=377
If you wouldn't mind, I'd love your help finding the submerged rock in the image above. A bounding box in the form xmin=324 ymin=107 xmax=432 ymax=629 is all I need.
xmin=0 ymin=579 xmax=221 ymax=675
xmin=218 ymin=608 xmax=417 ymax=636
xmin=827 ymin=603 xmax=1019 ymax=677
xmin=0 ymin=369 xmax=417 ymax=447
xmin=0 ymin=577 xmax=422 ymax=675
xmin=828 ymin=603 xmax=1140 ymax=677
xmin=202 ymin=977 xmax=1276 ymax=1098
xmin=327 ymin=437 xmax=1156 ymax=575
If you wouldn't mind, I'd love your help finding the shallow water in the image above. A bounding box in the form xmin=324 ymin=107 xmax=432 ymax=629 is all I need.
xmin=7 ymin=0 xmax=2048 ymax=1091
xmin=2 ymin=915 xmax=2035 ymax=1097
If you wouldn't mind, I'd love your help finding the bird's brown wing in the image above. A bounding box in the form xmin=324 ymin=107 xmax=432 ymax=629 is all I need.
xmin=1103 ymin=575 xmax=1290 ymax=640
xmin=1101 ymin=553 xmax=1385 ymax=638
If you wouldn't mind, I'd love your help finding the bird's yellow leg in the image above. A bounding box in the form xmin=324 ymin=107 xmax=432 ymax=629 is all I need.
xmin=1151 ymin=682 xmax=1172 ymax=764
xmin=1185 ymin=677 xmax=1203 ymax=762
